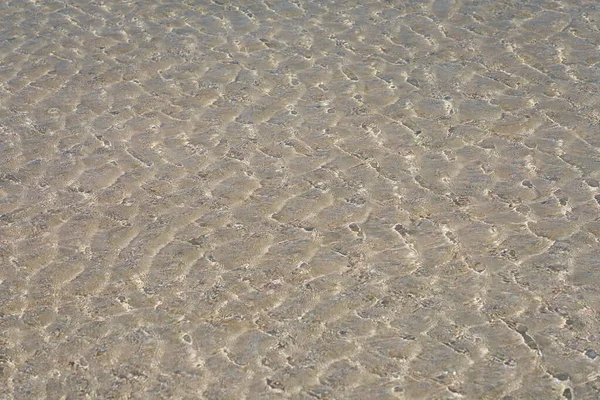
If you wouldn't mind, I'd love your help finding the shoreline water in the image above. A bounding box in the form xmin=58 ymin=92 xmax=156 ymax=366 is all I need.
xmin=1 ymin=1 xmax=599 ymax=398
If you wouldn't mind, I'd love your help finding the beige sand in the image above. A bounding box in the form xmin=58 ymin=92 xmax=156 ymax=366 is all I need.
xmin=1 ymin=0 xmax=600 ymax=398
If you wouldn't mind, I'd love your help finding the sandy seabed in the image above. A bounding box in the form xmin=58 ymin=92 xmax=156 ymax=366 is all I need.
xmin=1 ymin=0 xmax=600 ymax=399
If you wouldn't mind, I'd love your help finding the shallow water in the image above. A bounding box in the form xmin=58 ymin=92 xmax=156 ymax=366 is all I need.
xmin=1 ymin=0 xmax=600 ymax=398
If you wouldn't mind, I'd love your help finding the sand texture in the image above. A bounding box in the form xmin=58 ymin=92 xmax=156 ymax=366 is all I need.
xmin=1 ymin=0 xmax=600 ymax=399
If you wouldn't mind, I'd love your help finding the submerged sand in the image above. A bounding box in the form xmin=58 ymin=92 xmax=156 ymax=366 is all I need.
xmin=1 ymin=0 xmax=600 ymax=398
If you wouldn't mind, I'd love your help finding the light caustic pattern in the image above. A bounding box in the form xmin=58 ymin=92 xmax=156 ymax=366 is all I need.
xmin=1 ymin=0 xmax=600 ymax=398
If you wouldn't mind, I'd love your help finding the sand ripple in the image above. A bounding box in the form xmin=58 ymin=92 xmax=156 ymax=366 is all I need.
xmin=1 ymin=0 xmax=600 ymax=398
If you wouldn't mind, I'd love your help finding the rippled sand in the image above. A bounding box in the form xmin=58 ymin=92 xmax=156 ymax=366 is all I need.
xmin=1 ymin=0 xmax=600 ymax=398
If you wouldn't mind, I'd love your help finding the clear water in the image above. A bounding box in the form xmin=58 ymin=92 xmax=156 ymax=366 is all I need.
xmin=1 ymin=0 xmax=600 ymax=398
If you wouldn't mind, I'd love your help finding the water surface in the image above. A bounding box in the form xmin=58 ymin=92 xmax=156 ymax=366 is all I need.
xmin=1 ymin=0 xmax=600 ymax=398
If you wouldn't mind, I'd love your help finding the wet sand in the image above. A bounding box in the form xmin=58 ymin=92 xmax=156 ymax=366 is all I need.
xmin=1 ymin=0 xmax=600 ymax=398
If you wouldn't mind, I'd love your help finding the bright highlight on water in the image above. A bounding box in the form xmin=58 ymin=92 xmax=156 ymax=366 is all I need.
xmin=1 ymin=0 xmax=599 ymax=398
